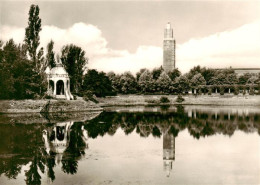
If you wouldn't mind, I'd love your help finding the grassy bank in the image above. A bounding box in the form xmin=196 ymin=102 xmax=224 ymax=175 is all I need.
xmin=97 ymin=94 xmax=260 ymax=106
xmin=0 ymin=99 xmax=103 ymax=114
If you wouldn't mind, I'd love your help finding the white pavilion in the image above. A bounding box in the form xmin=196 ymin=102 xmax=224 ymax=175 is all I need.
xmin=45 ymin=62 xmax=73 ymax=100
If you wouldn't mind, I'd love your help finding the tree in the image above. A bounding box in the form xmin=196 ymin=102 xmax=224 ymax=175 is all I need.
xmin=247 ymin=75 xmax=258 ymax=85
xmin=155 ymin=71 xmax=172 ymax=93
xmin=238 ymin=73 xmax=252 ymax=85
xmin=187 ymin=65 xmax=202 ymax=79
xmin=119 ymin=72 xmax=137 ymax=94
xmin=200 ymin=68 xmax=216 ymax=85
xmin=107 ymin=71 xmax=121 ymax=93
xmin=136 ymin=68 xmax=147 ymax=81
xmin=0 ymin=40 xmax=15 ymax=99
xmin=138 ymin=70 xmax=154 ymax=93
xmin=151 ymin=66 xmax=163 ymax=80
xmin=167 ymin=68 xmax=181 ymax=81
xmin=0 ymin=39 xmax=45 ymax=99
xmin=226 ymin=73 xmax=238 ymax=85
xmin=190 ymin=73 xmax=206 ymax=93
xmin=175 ymin=75 xmax=190 ymax=94
xmin=24 ymin=4 xmax=43 ymax=71
xmin=23 ymin=4 xmax=47 ymax=98
xmin=45 ymin=40 xmax=56 ymax=68
xmin=209 ymin=73 xmax=226 ymax=85
xmin=82 ymin=69 xmax=114 ymax=97
xmin=61 ymin=44 xmax=88 ymax=94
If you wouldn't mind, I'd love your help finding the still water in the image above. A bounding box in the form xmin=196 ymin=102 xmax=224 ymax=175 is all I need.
xmin=0 ymin=105 xmax=259 ymax=185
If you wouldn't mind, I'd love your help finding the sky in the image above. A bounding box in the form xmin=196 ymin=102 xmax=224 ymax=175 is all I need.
xmin=1 ymin=0 xmax=260 ymax=74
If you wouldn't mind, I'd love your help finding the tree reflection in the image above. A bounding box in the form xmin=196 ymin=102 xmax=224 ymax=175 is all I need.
xmin=0 ymin=106 xmax=260 ymax=184
xmin=0 ymin=121 xmax=88 ymax=185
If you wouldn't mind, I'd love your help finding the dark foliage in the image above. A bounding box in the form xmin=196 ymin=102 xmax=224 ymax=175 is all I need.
xmin=160 ymin=96 xmax=170 ymax=103
xmin=61 ymin=44 xmax=88 ymax=94
xmin=82 ymin=69 xmax=115 ymax=97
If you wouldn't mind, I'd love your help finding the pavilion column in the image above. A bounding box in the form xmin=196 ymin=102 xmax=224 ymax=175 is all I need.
xmin=47 ymin=80 xmax=50 ymax=91
xmin=62 ymin=80 xmax=65 ymax=95
xmin=63 ymin=80 xmax=66 ymax=96
xmin=54 ymin=80 xmax=57 ymax=95
xmin=68 ymin=80 xmax=70 ymax=93
xmin=228 ymin=88 xmax=230 ymax=94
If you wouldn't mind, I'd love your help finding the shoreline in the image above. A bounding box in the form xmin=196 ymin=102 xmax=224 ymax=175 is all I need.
xmin=0 ymin=94 xmax=259 ymax=114
xmin=97 ymin=94 xmax=260 ymax=107
xmin=0 ymin=99 xmax=103 ymax=114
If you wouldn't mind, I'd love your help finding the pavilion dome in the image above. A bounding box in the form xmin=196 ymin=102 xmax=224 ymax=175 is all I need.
xmin=49 ymin=64 xmax=68 ymax=76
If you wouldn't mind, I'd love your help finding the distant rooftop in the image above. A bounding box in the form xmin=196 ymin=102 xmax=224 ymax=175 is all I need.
xmin=215 ymin=67 xmax=260 ymax=70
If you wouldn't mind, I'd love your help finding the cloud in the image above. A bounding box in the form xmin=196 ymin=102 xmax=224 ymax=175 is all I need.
xmin=177 ymin=21 xmax=260 ymax=72
xmin=1 ymin=21 xmax=260 ymax=74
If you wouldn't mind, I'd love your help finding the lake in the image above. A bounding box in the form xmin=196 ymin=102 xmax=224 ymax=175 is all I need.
xmin=0 ymin=105 xmax=259 ymax=185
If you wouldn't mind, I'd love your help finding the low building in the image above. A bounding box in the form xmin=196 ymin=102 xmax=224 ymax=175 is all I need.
xmin=215 ymin=68 xmax=260 ymax=76
xmin=233 ymin=68 xmax=260 ymax=76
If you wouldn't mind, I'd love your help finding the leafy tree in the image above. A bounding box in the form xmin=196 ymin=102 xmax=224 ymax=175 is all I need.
xmin=209 ymin=73 xmax=226 ymax=85
xmin=190 ymin=73 xmax=206 ymax=88
xmin=107 ymin=71 xmax=121 ymax=93
xmin=187 ymin=65 xmax=202 ymax=79
xmin=238 ymin=73 xmax=252 ymax=85
xmin=0 ymin=40 xmax=15 ymax=99
xmin=151 ymin=66 xmax=163 ymax=80
xmin=61 ymin=44 xmax=88 ymax=94
xmin=138 ymin=70 xmax=154 ymax=93
xmin=0 ymin=39 xmax=46 ymax=99
xmin=24 ymin=4 xmax=43 ymax=71
xmin=46 ymin=40 xmax=56 ymax=68
xmin=226 ymin=73 xmax=238 ymax=85
xmin=200 ymin=68 xmax=216 ymax=85
xmin=167 ymin=68 xmax=181 ymax=81
xmin=136 ymin=68 xmax=147 ymax=81
xmin=119 ymin=72 xmax=137 ymax=94
xmin=82 ymin=69 xmax=114 ymax=97
xmin=175 ymin=75 xmax=190 ymax=94
xmin=247 ymin=75 xmax=258 ymax=84
xmin=155 ymin=71 xmax=172 ymax=93
xmin=24 ymin=4 xmax=47 ymax=98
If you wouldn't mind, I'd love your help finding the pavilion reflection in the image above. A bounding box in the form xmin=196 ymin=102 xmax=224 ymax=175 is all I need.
xmin=43 ymin=121 xmax=88 ymax=163
xmin=1 ymin=106 xmax=260 ymax=185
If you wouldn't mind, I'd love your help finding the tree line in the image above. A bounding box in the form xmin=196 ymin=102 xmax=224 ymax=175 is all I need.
xmin=0 ymin=5 xmax=88 ymax=99
xmin=93 ymin=66 xmax=260 ymax=97
xmin=1 ymin=4 xmax=260 ymax=100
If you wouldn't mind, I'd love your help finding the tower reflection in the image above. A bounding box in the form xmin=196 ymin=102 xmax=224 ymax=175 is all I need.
xmin=163 ymin=132 xmax=175 ymax=177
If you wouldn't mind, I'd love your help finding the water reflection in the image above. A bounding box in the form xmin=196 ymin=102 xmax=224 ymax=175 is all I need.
xmin=163 ymin=133 xmax=175 ymax=177
xmin=0 ymin=106 xmax=259 ymax=184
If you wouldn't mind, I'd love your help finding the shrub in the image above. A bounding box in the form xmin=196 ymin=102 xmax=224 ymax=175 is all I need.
xmin=176 ymin=95 xmax=185 ymax=103
xmin=145 ymin=99 xmax=159 ymax=104
xmin=160 ymin=96 xmax=170 ymax=103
